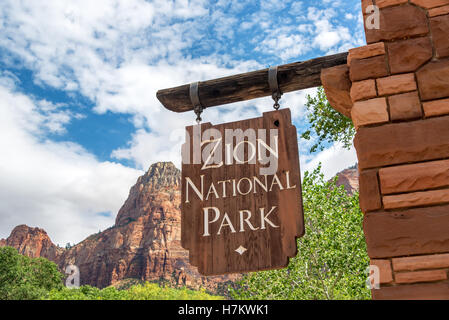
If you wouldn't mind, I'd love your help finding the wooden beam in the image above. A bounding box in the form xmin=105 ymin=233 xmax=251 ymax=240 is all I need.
xmin=156 ymin=52 xmax=348 ymax=113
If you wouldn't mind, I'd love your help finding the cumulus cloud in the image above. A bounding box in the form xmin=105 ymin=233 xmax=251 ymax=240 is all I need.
xmin=255 ymin=3 xmax=363 ymax=62
xmin=0 ymin=79 xmax=142 ymax=245
xmin=302 ymin=142 xmax=357 ymax=181
xmin=0 ymin=0 xmax=363 ymax=244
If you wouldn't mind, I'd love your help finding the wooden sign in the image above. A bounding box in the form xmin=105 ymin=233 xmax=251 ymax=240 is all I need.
xmin=181 ymin=108 xmax=304 ymax=275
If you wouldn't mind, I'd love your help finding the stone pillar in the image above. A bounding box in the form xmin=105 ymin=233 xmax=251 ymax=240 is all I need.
xmin=322 ymin=0 xmax=449 ymax=299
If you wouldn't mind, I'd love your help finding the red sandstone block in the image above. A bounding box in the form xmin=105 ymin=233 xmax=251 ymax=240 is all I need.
xmin=371 ymin=259 xmax=394 ymax=284
xmin=359 ymin=169 xmax=382 ymax=212
xmin=395 ymin=269 xmax=447 ymax=284
xmin=383 ymin=188 xmax=449 ymax=209
xmin=349 ymin=55 xmax=389 ymax=82
xmin=364 ymin=205 xmax=449 ymax=258
xmin=373 ymin=282 xmax=449 ymax=300
xmin=362 ymin=0 xmax=375 ymax=44
xmin=388 ymin=91 xmax=422 ymax=121
xmin=376 ymin=0 xmax=408 ymax=7
xmin=430 ymin=14 xmax=449 ymax=58
xmin=429 ymin=5 xmax=449 ymax=16
xmin=377 ymin=74 xmax=417 ymax=96
xmin=348 ymin=42 xmax=385 ymax=65
xmin=393 ymin=253 xmax=449 ymax=271
xmin=351 ymin=98 xmax=389 ymax=129
xmin=350 ymin=79 xmax=377 ymax=102
xmin=423 ymin=98 xmax=449 ymax=117
xmin=365 ymin=5 xmax=429 ymax=44
xmin=354 ymin=116 xmax=449 ymax=170
xmin=321 ymin=65 xmax=353 ymax=118
xmin=362 ymin=0 xmax=374 ymax=10
xmin=387 ymin=37 xmax=432 ymax=74
xmin=417 ymin=60 xmax=449 ymax=101
xmin=411 ymin=0 xmax=449 ymax=9
xmin=379 ymin=159 xmax=449 ymax=194
xmin=362 ymin=1 xmax=374 ymax=20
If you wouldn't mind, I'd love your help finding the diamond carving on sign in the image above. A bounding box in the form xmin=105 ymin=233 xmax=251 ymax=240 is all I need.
xmin=235 ymin=246 xmax=247 ymax=255
xmin=181 ymin=109 xmax=304 ymax=275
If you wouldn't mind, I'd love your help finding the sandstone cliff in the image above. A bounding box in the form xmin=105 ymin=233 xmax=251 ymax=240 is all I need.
xmin=0 ymin=162 xmax=238 ymax=293
xmin=335 ymin=164 xmax=359 ymax=194
xmin=1 ymin=225 xmax=64 ymax=261
xmin=0 ymin=162 xmax=358 ymax=292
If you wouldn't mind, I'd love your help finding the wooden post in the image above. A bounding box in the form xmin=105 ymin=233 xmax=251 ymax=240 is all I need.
xmin=156 ymin=52 xmax=348 ymax=112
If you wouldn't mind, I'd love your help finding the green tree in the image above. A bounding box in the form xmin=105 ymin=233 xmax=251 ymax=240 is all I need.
xmin=230 ymin=165 xmax=370 ymax=300
xmin=301 ymin=87 xmax=355 ymax=153
xmin=45 ymin=282 xmax=223 ymax=300
xmin=0 ymin=246 xmax=63 ymax=300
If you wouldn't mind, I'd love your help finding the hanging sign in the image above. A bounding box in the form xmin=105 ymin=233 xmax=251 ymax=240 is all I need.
xmin=181 ymin=108 xmax=304 ymax=275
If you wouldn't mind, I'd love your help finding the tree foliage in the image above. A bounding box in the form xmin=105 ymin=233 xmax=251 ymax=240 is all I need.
xmin=0 ymin=246 xmax=221 ymax=300
xmin=301 ymin=87 xmax=355 ymax=153
xmin=230 ymin=165 xmax=370 ymax=300
xmin=45 ymin=282 xmax=223 ymax=300
xmin=0 ymin=246 xmax=63 ymax=300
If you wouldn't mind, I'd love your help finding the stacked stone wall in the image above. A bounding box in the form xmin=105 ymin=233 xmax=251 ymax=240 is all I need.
xmin=322 ymin=0 xmax=449 ymax=299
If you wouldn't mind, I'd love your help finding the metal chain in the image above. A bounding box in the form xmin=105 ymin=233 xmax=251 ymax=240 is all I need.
xmin=194 ymin=105 xmax=203 ymax=124
xmin=272 ymin=91 xmax=282 ymax=110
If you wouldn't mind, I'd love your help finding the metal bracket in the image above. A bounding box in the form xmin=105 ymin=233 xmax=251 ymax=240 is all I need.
xmin=268 ymin=66 xmax=282 ymax=110
xmin=189 ymin=82 xmax=204 ymax=123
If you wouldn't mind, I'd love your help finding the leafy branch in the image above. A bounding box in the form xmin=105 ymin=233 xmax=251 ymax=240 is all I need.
xmin=301 ymin=87 xmax=355 ymax=153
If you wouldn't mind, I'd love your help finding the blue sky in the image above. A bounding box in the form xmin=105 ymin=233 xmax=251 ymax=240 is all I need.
xmin=0 ymin=0 xmax=365 ymax=245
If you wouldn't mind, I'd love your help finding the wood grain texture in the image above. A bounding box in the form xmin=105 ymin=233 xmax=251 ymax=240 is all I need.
xmin=181 ymin=108 xmax=304 ymax=275
xmin=157 ymin=53 xmax=348 ymax=113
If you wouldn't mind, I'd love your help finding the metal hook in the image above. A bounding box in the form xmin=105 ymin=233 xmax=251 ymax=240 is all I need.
xmin=268 ymin=66 xmax=282 ymax=110
xmin=189 ymin=81 xmax=203 ymax=123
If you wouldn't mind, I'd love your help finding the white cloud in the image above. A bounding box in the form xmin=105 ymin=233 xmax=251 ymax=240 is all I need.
xmin=0 ymin=0 xmax=363 ymax=244
xmin=0 ymin=80 xmax=142 ymax=245
xmin=257 ymin=32 xmax=308 ymax=61
xmin=308 ymin=7 xmax=352 ymax=53
xmin=255 ymin=4 xmax=361 ymax=62
xmin=345 ymin=13 xmax=355 ymax=20
xmin=260 ymin=0 xmax=288 ymax=12
xmin=302 ymin=142 xmax=358 ymax=181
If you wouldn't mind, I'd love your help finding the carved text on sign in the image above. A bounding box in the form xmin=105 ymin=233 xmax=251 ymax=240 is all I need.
xmin=181 ymin=108 xmax=304 ymax=275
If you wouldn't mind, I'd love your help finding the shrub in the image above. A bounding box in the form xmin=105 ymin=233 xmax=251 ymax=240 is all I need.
xmin=230 ymin=165 xmax=370 ymax=300
xmin=45 ymin=282 xmax=223 ymax=300
xmin=0 ymin=246 xmax=63 ymax=300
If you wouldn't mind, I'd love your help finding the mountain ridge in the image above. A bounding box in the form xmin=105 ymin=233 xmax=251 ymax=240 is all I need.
xmin=0 ymin=162 xmax=238 ymax=292
xmin=0 ymin=161 xmax=358 ymax=292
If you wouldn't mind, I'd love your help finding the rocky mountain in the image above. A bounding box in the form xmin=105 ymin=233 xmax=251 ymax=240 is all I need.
xmin=1 ymin=225 xmax=64 ymax=261
xmin=0 ymin=162 xmax=359 ymax=292
xmin=0 ymin=162 xmax=238 ymax=293
xmin=335 ymin=164 xmax=359 ymax=194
